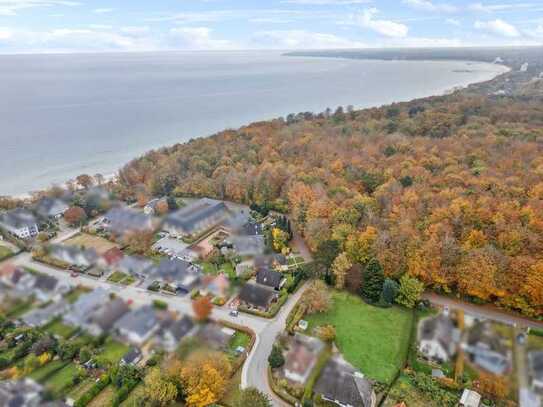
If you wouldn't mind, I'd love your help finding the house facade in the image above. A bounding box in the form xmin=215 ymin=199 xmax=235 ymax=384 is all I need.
xmin=0 ymin=209 xmax=39 ymax=240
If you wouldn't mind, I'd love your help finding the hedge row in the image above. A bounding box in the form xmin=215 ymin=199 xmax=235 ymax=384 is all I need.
xmin=239 ymin=291 xmax=289 ymax=319
xmin=74 ymin=373 xmax=111 ymax=407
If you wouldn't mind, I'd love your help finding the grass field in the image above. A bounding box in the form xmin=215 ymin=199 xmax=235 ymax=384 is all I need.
xmin=88 ymin=385 xmax=116 ymax=407
xmin=44 ymin=363 xmax=79 ymax=396
xmin=62 ymin=233 xmax=118 ymax=255
xmin=107 ymin=271 xmax=128 ymax=283
xmin=305 ymin=291 xmax=413 ymax=384
xmin=0 ymin=245 xmax=12 ymax=260
xmin=46 ymin=319 xmax=78 ymax=339
xmin=96 ymin=339 xmax=130 ymax=365
xmin=29 ymin=360 xmax=68 ymax=382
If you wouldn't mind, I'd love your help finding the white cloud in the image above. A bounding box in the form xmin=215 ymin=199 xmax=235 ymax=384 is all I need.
xmin=445 ymin=18 xmax=461 ymax=26
xmin=474 ymin=19 xmax=520 ymax=37
xmin=120 ymin=26 xmax=150 ymax=35
xmin=0 ymin=0 xmax=79 ymax=16
xmin=357 ymin=8 xmax=409 ymax=38
xmin=281 ymin=0 xmax=370 ymax=4
xmin=92 ymin=8 xmax=114 ymax=14
xmin=169 ymin=27 xmax=237 ymax=50
xmin=0 ymin=27 xmax=12 ymax=39
xmin=468 ymin=2 xmax=538 ymax=13
xmin=403 ymin=0 xmax=457 ymax=13
xmin=252 ymin=29 xmax=366 ymax=49
xmin=524 ymin=24 xmax=543 ymax=38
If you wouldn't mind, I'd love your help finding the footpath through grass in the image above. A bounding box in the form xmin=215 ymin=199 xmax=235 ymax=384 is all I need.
xmin=306 ymin=291 xmax=413 ymax=384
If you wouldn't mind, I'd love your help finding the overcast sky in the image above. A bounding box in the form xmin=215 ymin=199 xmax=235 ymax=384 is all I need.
xmin=0 ymin=0 xmax=542 ymax=53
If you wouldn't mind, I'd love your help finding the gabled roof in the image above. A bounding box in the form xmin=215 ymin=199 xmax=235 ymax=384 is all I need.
xmin=114 ymin=305 xmax=159 ymax=337
xmin=314 ymin=356 xmax=374 ymax=407
xmin=256 ymin=268 xmax=283 ymax=288
xmin=33 ymin=274 xmax=59 ymax=292
xmin=35 ymin=197 xmax=69 ymax=218
xmin=0 ymin=208 xmax=37 ymax=229
xmin=102 ymin=247 xmax=124 ymax=266
xmin=284 ymin=334 xmax=324 ymax=378
xmin=117 ymin=255 xmax=153 ymax=275
xmin=164 ymin=198 xmax=229 ymax=233
xmin=88 ymin=298 xmax=130 ymax=332
xmin=163 ymin=315 xmax=195 ymax=342
xmin=153 ymin=259 xmax=201 ymax=287
xmin=104 ymin=207 xmax=153 ymax=234
xmin=238 ymin=283 xmax=276 ymax=309
xmin=419 ymin=314 xmax=455 ymax=350
xmin=121 ymin=348 xmax=142 ymax=365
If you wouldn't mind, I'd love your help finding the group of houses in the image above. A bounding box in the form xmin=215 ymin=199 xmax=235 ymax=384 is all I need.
xmin=418 ymin=311 xmax=512 ymax=376
xmin=280 ymin=333 xmax=376 ymax=407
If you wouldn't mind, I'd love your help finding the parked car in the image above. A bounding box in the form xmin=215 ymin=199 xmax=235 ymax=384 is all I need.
xmin=229 ymin=310 xmax=239 ymax=317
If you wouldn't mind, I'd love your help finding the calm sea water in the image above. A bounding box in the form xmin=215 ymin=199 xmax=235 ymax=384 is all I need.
xmin=0 ymin=51 xmax=507 ymax=196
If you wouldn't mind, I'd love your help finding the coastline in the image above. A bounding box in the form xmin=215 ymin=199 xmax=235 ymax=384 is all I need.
xmin=3 ymin=57 xmax=509 ymax=200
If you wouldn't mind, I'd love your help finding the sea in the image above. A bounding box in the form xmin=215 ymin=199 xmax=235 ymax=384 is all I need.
xmin=0 ymin=50 xmax=508 ymax=196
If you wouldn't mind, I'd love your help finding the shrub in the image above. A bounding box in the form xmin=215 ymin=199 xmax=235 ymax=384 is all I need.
xmin=152 ymin=299 xmax=168 ymax=310
xmin=268 ymin=345 xmax=285 ymax=369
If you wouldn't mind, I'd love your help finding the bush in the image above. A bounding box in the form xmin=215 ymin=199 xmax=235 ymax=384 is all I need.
xmin=268 ymin=345 xmax=285 ymax=369
xmin=74 ymin=373 xmax=111 ymax=407
xmin=152 ymin=300 xmax=168 ymax=310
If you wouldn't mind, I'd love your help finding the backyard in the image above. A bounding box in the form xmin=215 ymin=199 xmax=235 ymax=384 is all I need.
xmin=62 ymin=233 xmax=118 ymax=255
xmin=95 ymin=338 xmax=130 ymax=365
xmin=0 ymin=244 xmax=13 ymax=260
xmin=305 ymin=291 xmax=414 ymax=384
xmin=45 ymin=319 xmax=79 ymax=339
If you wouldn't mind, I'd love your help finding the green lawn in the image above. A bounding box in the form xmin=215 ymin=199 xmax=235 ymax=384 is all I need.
xmin=68 ymin=378 xmax=95 ymax=401
xmin=96 ymin=339 xmax=130 ymax=365
xmin=305 ymin=291 xmax=414 ymax=384
xmin=227 ymin=331 xmax=251 ymax=359
xmin=44 ymin=363 xmax=79 ymax=396
xmin=88 ymin=385 xmax=116 ymax=407
xmin=107 ymin=271 xmax=128 ymax=283
xmin=6 ymin=299 xmax=34 ymax=318
xmin=45 ymin=319 xmax=78 ymax=339
xmin=0 ymin=245 xmax=13 ymax=260
xmin=122 ymin=275 xmax=136 ymax=285
xmin=29 ymin=360 xmax=68 ymax=382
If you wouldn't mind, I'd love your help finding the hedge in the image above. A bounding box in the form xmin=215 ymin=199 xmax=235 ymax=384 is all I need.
xmin=74 ymin=373 xmax=111 ymax=407
xmin=111 ymin=381 xmax=140 ymax=407
xmin=286 ymin=302 xmax=307 ymax=334
xmin=268 ymin=367 xmax=300 ymax=406
xmin=302 ymin=346 xmax=332 ymax=402
xmin=239 ymin=291 xmax=289 ymax=319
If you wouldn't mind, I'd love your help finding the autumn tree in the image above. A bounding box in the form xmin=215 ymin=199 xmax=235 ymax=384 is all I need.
xmin=64 ymin=206 xmax=87 ymax=226
xmin=143 ymin=367 xmax=178 ymax=406
xmin=345 ymin=226 xmax=378 ymax=265
xmin=523 ymin=261 xmax=543 ymax=306
xmin=361 ymin=258 xmax=385 ymax=303
xmin=476 ymin=372 xmax=508 ymax=400
xmin=180 ymin=352 xmax=231 ymax=407
xmin=331 ymin=252 xmax=352 ymax=290
xmin=301 ymin=280 xmax=331 ymax=314
xmin=234 ymin=387 xmax=272 ymax=407
xmin=192 ymin=296 xmax=213 ymax=322
xmin=124 ymin=230 xmax=154 ymax=255
xmin=316 ymin=324 xmax=336 ymax=342
xmin=396 ymin=274 xmax=425 ymax=308
xmin=76 ymin=174 xmax=94 ymax=189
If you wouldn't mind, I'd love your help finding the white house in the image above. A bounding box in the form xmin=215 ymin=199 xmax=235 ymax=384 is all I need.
xmin=418 ymin=314 xmax=458 ymax=363
xmin=459 ymin=389 xmax=481 ymax=407
xmin=0 ymin=209 xmax=39 ymax=240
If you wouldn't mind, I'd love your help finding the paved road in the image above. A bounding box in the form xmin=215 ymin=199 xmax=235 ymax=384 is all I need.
xmin=1 ymin=250 xmax=307 ymax=406
xmin=423 ymin=292 xmax=543 ymax=330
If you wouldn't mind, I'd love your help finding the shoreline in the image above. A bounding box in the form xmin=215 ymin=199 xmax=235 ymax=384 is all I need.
xmin=3 ymin=58 xmax=509 ymax=200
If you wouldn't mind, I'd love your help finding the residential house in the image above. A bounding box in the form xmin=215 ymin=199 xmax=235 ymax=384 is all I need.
xmin=528 ymin=351 xmax=543 ymax=391
xmin=103 ymin=207 xmax=155 ymax=236
xmin=100 ymin=247 xmax=124 ymax=268
xmin=120 ymin=348 xmax=142 ymax=366
xmin=34 ymin=197 xmax=69 ymax=220
xmin=256 ymin=268 xmax=284 ymax=291
xmin=63 ymin=288 xmax=109 ymax=327
xmin=163 ymin=198 xmax=230 ymax=238
xmin=459 ymin=389 xmax=482 ymax=407
xmin=0 ymin=379 xmax=45 ymax=407
xmin=418 ymin=314 xmax=459 ymax=363
xmin=84 ymin=298 xmax=130 ymax=337
xmin=201 ymin=273 xmax=229 ymax=298
xmin=2 ymin=267 xmax=39 ymax=300
xmin=32 ymin=273 xmax=71 ymax=303
xmin=157 ymin=315 xmax=196 ymax=352
xmin=114 ymin=305 xmax=160 ymax=346
xmin=0 ymin=208 xmax=39 ymax=239
xmin=235 ymin=259 xmax=254 ymax=277
xmin=115 ymin=255 xmax=153 ymax=279
xmin=463 ymin=321 xmax=510 ymax=375
xmin=197 ymin=323 xmax=235 ymax=350
xmin=144 ymin=197 xmax=168 ymax=216
xmin=238 ymin=283 xmax=278 ymax=311
xmin=151 ymin=258 xmax=201 ymax=294
xmin=48 ymin=245 xmax=98 ymax=269
xmin=21 ymin=300 xmax=69 ymax=327
xmin=314 ymin=356 xmax=376 ymax=407
xmin=284 ymin=334 xmax=324 ymax=384
xmin=228 ymin=235 xmax=265 ymax=257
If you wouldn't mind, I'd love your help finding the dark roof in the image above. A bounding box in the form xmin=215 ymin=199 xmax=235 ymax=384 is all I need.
xmin=89 ymin=298 xmax=130 ymax=332
xmin=529 ymin=351 xmax=543 ymax=379
xmin=121 ymin=348 xmax=142 ymax=364
xmin=164 ymin=315 xmax=195 ymax=342
xmin=239 ymin=221 xmax=264 ymax=236
xmin=420 ymin=314 xmax=454 ymax=350
xmin=314 ymin=357 xmax=374 ymax=407
xmin=33 ymin=274 xmax=59 ymax=291
xmin=239 ymin=283 xmax=276 ymax=309
xmin=165 ymin=198 xmax=229 ymax=233
xmin=0 ymin=209 xmax=37 ymax=229
xmin=256 ymin=268 xmax=283 ymax=288
xmin=153 ymin=259 xmax=201 ymax=288
xmin=115 ymin=305 xmax=159 ymax=337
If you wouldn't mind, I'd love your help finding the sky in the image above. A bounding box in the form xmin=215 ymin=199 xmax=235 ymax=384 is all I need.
xmin=0 ymin=0 xmax=542 ymax=53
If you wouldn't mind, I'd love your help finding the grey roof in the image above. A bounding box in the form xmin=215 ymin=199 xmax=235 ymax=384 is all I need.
xmin=420 ymin=314 xmax=455 ymax=350
xmin=529 ymin=351 xmax=543 ymax=380
xmin=88 ymin=298 xmax=130 ymax=332
xmin=197 ymin=323 xmax=234 ymax=349
xmin=314 ymin=356 xmax=374 ymax=407
xmin=238 ymin=221 xmax=264 ymax=236
xmin=35 ymin=198 xmax=69 ymax=218
xmin=163 ymin=315 xmax=195 ymax=342
xmin=230 ymin=235 xmax=265 ymax=256
xmin=152 ymin=258 xmax=201 ymax=288
xmin=33 ymin=274 xmax=59 ymax=292
xmin=64 ymin=288 xmax=108 ymax=325
xmin=121 ymin=348 xmax=142 ymax=364
xmin=117 ymin=256 xmax=153 ymax=275
xmin=21 ymin=301 xmax=67 ymax=327
xmin=0 ymin=209 xmax=37 ymax=229
xmin=0 ymin=379 xmax=44 ymax=407
xmin=239 ymin=283 xmax=276 ymax=309
xmin=114 ymin=305 xmax=159 ymax=338
xmin=256 ymin=268 xmax=283 ymax=289
xmin=104 ymin=207 xmax=153 ymax=235
xmin=164 ymin=198 xmax=229 ymax=234
xmin=48 ymin=245 xmax=98 ymax=266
